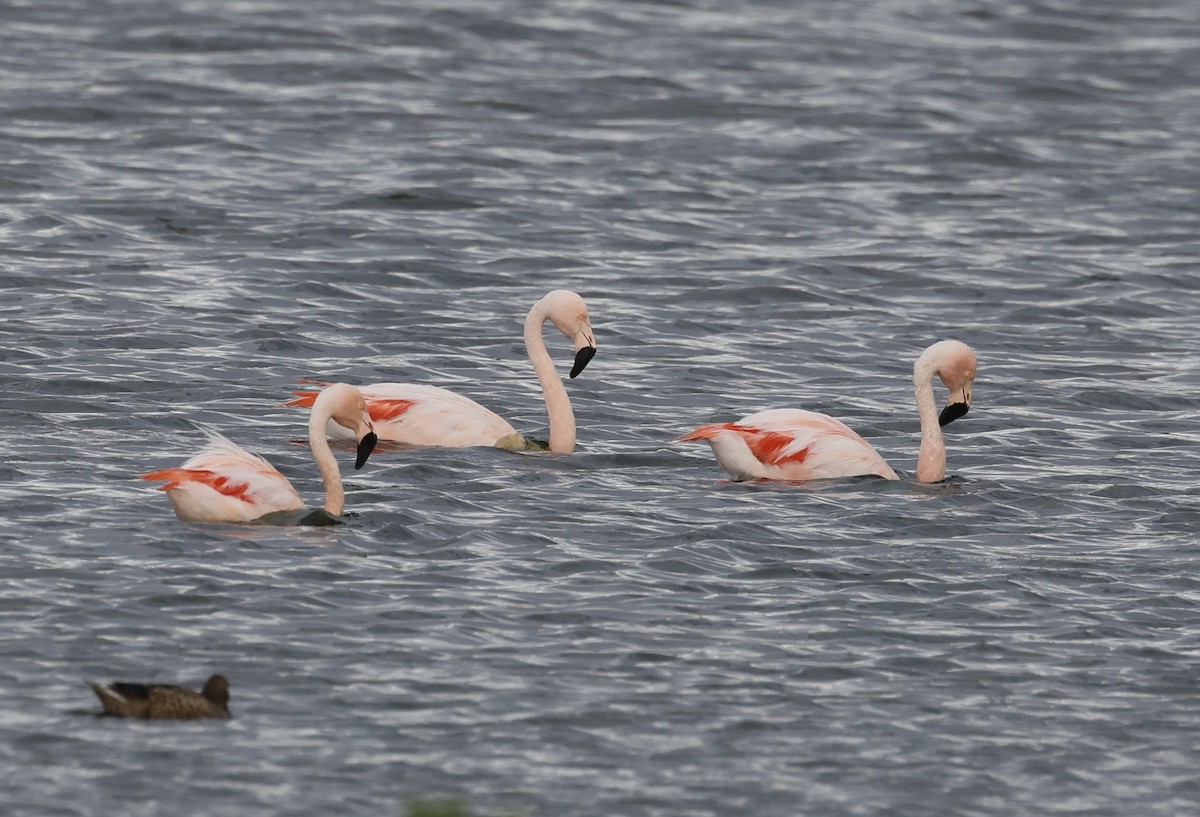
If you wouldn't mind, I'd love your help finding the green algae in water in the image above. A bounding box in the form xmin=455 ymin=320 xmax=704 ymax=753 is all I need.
xmin=495 ymin=433 xmax=550 ymax=452
xmin=252 ymin=508 xmax=343 ymax=527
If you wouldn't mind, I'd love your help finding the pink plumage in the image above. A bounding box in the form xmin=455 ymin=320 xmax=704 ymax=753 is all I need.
xmin=142 ymin=432 xmax=304 ymax=523
xmin=679 ymin=409 xmax=898 ymax=481
xmin=142 ymin=383 xmax=378 ymax=523
xmin=288 ymin=290 xmax=598 ymax=454
xmin=680 ymin=340 xmax=978 ymax=484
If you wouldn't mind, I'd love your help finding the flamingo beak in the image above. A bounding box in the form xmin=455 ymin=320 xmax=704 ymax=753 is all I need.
xmin=570 ymin=323 xmax=597 ymax=378
xmin=571 ymin=345 xmax=596 ymax=378
xmin=355 ymin=431 xmax=378 ymax=469
xmin=939 ymin=382 xmax=973 ymax=427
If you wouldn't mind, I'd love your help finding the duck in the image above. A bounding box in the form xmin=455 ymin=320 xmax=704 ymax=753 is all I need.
xmin=89 ymin=673 xmax=230 ymax=720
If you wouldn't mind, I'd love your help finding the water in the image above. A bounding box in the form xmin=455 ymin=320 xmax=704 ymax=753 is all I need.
xmin=3 ymin=0 xmax=1199 ymax=814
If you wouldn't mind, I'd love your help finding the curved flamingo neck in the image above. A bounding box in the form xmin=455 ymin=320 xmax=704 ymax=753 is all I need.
xmin=309 ymin=403 xmax=345 ymax=515
xmin=524 ymin=302 xmax=575 ymax=453
xmin=913 ymin=355 xmax=946 ymax=483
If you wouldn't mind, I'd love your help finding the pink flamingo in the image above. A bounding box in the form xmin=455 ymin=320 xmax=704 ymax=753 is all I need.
xmin=142 ymin=383 xmax=378 ymax=522
xmin=679 ymin=340 xmax=977 ymax=483
xmin=286 ymin=290 xmax=598 ymax=453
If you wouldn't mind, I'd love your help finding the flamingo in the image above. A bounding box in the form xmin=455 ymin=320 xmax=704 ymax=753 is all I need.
xmin=679 ymin=340 xmax=977 ymax=483
xmin=141 ymin=383 xmax=378 ymax=523
xmin=285 ymin=290 xmax=598 ymax=453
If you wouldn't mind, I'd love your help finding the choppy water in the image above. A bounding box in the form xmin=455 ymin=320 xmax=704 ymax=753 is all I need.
xmin=3 ymin=0 xmax=1200 ymax=815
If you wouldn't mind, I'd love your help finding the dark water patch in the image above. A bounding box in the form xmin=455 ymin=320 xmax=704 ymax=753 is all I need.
xmin=335 ymin=190 xmax=486 ymax=212
xmin=253 ymin=508 xmax=343 ymax=527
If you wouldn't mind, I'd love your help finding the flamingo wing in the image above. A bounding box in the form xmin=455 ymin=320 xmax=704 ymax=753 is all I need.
xmin=142 ymin=432 xmax=302 ymax=523
xmin=287 ymin=384 xmax=518 ymax=447
xmin=680 ymin=408 xmax=898 ymax=481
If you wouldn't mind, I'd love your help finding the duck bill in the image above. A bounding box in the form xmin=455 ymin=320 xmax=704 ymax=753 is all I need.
xmin=570 ymin=344 xmax=597 ymax=378
xmin=355 ymin=431 xmax=378 ymax=469
xmin=938 ymin=385 xmax=972 ymax=427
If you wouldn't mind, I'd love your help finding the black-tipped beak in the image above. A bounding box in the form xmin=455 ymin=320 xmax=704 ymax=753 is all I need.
xmin=355 ymin=431 xmax=378 ymax=469
xmin=570 ymin=345 xmax=597 ymax=378
xmin=939 ymin=402 xmax=969 ymax=427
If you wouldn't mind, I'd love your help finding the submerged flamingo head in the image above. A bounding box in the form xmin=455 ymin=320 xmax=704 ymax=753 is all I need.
xmin=914 ymin=340 xmax=977 ymax=427
xmin=539 ymin=290 xmax=597 ymax=378
xmin=315 ymin=383 xmax=378 ymax=468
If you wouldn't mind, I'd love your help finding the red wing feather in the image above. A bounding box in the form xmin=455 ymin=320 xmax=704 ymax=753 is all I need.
xmin=368 ymin=399 xmax=416 ymax=422
xmin=728 ymin=425 xmax=810 ymax=466
xmin=680 ymin=423 xmax=810 ymax=466
xmin=141 ymin=468 xmax=253 ymax=502
xmin=285 ymin=391 xmax=413 ymax=423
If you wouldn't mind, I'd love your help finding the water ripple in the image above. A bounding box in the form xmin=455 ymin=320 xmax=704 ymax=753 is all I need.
xmin=3 ymin=0 xmax=1200 ymax=815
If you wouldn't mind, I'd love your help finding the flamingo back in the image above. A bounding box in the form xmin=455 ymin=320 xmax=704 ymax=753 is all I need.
xmin=290 ymin=383 xmax=518 ymax=447
xmin=681 ymin=408 xmax=898 ymax=481
xmin=141 ymin=433 xmax=302 ymax=522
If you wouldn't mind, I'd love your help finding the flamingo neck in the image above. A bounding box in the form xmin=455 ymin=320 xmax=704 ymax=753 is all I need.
xmin=913 ymin=356 xmax=946 ymax=483
xmin=309 ymin=407 xmax=345 ymax=515
xmin=524 ymin=304 xmax=575 ymax=453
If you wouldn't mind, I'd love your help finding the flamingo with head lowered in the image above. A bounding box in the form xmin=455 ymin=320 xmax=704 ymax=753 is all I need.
xmin=679 ymin=340 xmax=977 ymax=483
xmin=286 ymin=290 xmax=597 ymax=453
xmin=142 ymin=383 xmax=378 ymax=523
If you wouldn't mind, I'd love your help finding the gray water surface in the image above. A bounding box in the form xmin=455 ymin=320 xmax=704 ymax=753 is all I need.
xmin=3 ymin=1 xmax=1200 ymax=815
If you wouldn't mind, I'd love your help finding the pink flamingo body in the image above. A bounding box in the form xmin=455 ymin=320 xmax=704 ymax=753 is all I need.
xmin=680 ymin=408 xmax=900 ymax=482
xmin=287 ymin=290 xmax=597 ymax=453
xmin=142 ymin=383 xmax=378 ymax=523
xmin=339 ymin=383 xmax=517 ymax=448
xmin=680 ymin=340 xmax=977 ymax=484
xmin=143 ymin=434 xmax=306 ymax=523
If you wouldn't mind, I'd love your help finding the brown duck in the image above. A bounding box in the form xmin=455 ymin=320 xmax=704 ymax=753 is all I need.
xmin=89 ymin=674 xmax=230 ymax=720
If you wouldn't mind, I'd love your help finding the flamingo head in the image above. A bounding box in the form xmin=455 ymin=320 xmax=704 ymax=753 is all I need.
xmin=541 ymin=289 xmax=597 ymax=378
xmin=925 ymin=340 xmax=977 ymax=427
xmin=318 ymin=383 xmax=379 ymax=468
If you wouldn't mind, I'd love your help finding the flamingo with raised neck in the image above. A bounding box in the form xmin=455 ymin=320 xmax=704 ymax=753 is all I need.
xmin=286 ymin=290 xmax=598 ymax=453
xmin=679 ymin=340 xmax=977 ymax=483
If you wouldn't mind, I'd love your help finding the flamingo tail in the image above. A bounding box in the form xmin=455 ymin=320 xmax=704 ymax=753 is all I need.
xmin=282 ymin=391 xmax=320 ymax=408
xmin=677 ymin=423 xmax=727 ymax=442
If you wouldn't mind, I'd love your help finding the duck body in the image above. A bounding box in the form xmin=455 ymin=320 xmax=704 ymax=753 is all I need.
xmin=89 ymin=674 xmax=230 ymax=720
